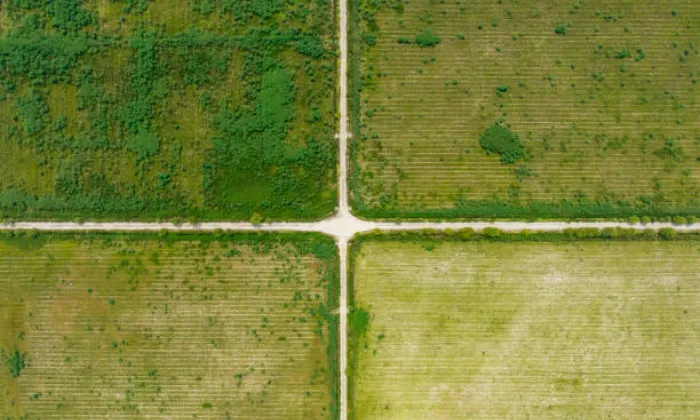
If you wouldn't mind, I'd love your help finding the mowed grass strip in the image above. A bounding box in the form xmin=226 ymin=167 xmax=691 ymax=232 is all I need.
xmin=0 ymin=233 xmax=338 ymax=419
xmin=350 ymin=238 xmax=700 ymax=419
xmin=352 ymin=0 xmax=700 ymax=218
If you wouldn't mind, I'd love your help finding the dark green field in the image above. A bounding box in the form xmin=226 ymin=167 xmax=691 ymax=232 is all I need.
xmin=0 ymin=0 xmax=337 ymax=221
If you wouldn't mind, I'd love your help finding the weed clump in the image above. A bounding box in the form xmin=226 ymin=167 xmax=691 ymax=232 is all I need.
xmin=478 ymin=123 xmax=525 ymax=164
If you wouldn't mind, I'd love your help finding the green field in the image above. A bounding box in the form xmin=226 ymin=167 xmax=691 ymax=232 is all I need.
xmin=349 ymin=234 xmax=700 ymax=418
xmin=350 ymin=0 xmax=700 ymax=219
xmin=0 ymin=232 xmax=339 ymax=418
xmin=0 ymin=1 xmax=337 ymax=221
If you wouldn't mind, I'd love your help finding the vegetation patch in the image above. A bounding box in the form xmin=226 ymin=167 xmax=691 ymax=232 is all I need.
xmin=478 ymin=123 xmax=525 ymax=164
xmin=3 ymin=349 xmax=26 ymax=379
xmin=414 ymin=29 xmax=440 ymax=47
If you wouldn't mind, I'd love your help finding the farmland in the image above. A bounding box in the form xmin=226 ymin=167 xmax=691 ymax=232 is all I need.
xmin=0 ymin=232 xmax=339 ymax=418
xmin=0 ymin=0 xmax=337 ymax=221
xmin=349 ymin=233 xmax=700 ymax=418
xmin=350 ymin=0 xmax=700 ymax=219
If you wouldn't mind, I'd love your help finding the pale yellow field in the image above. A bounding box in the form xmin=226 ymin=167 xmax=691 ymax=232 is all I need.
xmin=350 ymin=239 xmax=700 ymax=419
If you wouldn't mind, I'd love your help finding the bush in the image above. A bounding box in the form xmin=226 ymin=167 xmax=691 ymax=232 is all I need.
xmin=672 ymin=216 xmax=687 ymax=225
xmin=554 ymin=23 xmax=567 ymax=35
xmin=348 ymin=308 xmax=370 ymax=338
xmin=640 ymin=216 xmax=652 ymax=225
xmin=615 ymin=49 xmax=631 ymax=59
xmin=687 ymin=216 xmax=697 ymax=225
xmin=642 ymin=228 xmax=657 ymax=240
xmin=459 ymin=227 xmax=475 ymax=239
xmin=415 ymin=29 xmax=441 ymax=47
xmin=658 ymin=228 xmax=677 ymax=240
xmin=126 ymin=130 xmax=160 ymax=159
xmin=567 ymin=228 xmax=600 ymax=239
xmin=627 ymin=216 xmax=640 ymax=224
xmin=478 ymin=123 xmax=525 ymax=164
xmin=481 ymin=227 xmax=502 ymax=238
xmin=600 ymin=227 xmax=618 ymax=239
xmin=249 ymin=213 xmax=264 ymax=225
xmin=5 ymin=349 xmax=26 ymax=378
xmin=616 ymin=228 xmax=636 ymax=238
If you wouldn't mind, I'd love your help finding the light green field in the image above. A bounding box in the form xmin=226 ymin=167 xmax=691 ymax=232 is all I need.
xmin=0 ymin=233 xmax=338 ymax=419
xmin=351 ymin=0 xmax=700 ymax=219
xmin=350 ymin=238 xmax=700 ymax=419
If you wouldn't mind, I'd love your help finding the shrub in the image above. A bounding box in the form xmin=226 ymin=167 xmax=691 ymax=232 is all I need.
xmin=616 ymin=228 xmax=636 ymax=238
xmin=459 ymin=227 xmax=475 ymax=239
xmin=627 ymin=216 xmax=640 ymax=224
xmin=642 ymin=228 xmax=657 ymax=239
xmin=640 ymin=216 xmax=652 ymax=225
xmin=249 ymin=213 xmax=264 ymax=225
xmin=348 ymin=308 xmax=370 ymax=338
xmin=567 ymin=228 xmax=600 ymax=239
xmin=672 ymin=216 xmax=687 ymax=225
xmin=481 ymin=227 xmax=502 ymax=238
xmin=658 ymin=228 xmax=677 ymax=240
xmin=415 ymin=29 xmax=441 ymax=47
xmin=687 ymin=216 xmax=697 ymax=225
xmin=554 ymin=23 xmax=567 ymax=35
xmin=600 ymin=227 xmax=618 ymax=239
xmin=615 ymin=49 xmax=631 ymax=59
xmin=126 ymin=130 xmax=160 ymax=159
xmin=654 ymin=138 xmax=684 ymax=162
xmin=5 ymin=349 xmax=26 ymax=378
xmin=478 ymin=123 xmax=525 ymax=164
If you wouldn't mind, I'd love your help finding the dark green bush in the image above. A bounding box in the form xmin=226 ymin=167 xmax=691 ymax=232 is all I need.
xmin=415 ymin=29 xmax=440 ymax=47
xmin=478 ymin=123 xmax=525 ymax=164
xmin=4 ymin=349 xmax=26 ymax=378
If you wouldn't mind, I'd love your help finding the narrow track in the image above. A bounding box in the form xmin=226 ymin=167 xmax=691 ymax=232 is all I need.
xmin=1 ymin=1 xmax=699 ymax=419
